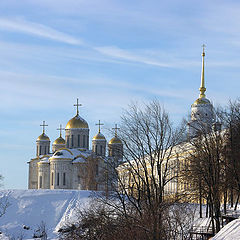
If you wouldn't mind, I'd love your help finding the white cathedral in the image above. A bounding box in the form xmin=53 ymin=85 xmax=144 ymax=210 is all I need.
xmin=28 ymin=46 xmax=217 ymax=192
xmin=28 ymin=102 xmax=123 ymax=190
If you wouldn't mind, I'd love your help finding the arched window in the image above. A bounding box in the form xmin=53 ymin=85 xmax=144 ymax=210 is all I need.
xmin=40 ymin=145 xmax=42 ymax=155
xmin=44 ymin=146 xmax=47 ymax=154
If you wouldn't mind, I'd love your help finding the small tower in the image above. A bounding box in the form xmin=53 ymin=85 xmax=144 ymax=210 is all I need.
xmin=65 ymin=99 xmax=89 ymax=149
xmin=36 ymin=121 xmax=50 ymax=156
xmin=92 ymin=120 xmax=106 ymax=157
xmin=52 ymin=124 xmax=65 ymax=153
xmin=188 ymin=45 xmax=215 ymax=137
xmin=108 ymin=124 xmax=123 ymax=162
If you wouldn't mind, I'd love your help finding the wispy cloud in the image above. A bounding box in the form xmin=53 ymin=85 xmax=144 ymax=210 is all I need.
xmin=95 ymin=46 xmax=171 ymax=67
xmin=0 ymin=18 xmax=83 ymax=45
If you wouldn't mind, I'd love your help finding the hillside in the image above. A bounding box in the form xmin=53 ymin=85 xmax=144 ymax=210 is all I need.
xmin=0 ymin=189 xmax=92 ymax=239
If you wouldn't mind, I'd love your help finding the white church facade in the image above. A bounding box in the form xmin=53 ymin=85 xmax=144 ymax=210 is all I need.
xmin=28 ymin=102 xmax=123 ymax=190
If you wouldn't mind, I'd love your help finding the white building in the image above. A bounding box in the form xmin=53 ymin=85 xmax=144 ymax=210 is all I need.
xmin=28 ymin=103 xmax=123 ymax=190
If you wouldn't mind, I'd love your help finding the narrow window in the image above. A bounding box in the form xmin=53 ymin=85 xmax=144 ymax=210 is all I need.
xmin=78 ymin=135 xmax=80 ymax=147
xmin=40 ymin=146 xmax=42 ymax=155
xmin=100 ymin=145 xmax=103 ymax=155
xmin=51 ymin=172 xmax=54 ymax=186
xmin=63 ymin=173 xmax=66 ymax=186
xmin=71 ymin=135 xmax=74 ymax=147
xmin=83 ymin=135 xmax=86 ymax=148
xmin=44 ymin=146 xmax=47 ymax=154
xmin=66 ymin=136 xmax=69 ymax=148
xmin=96 ymin=145 xmax=98 ymax=154
xmin=57 ymin=173 xmax=59 ymax=186
xmin=39 ymin=176 xmax=42 ymax=188
xmin=96 ymin=164 xmax=99 ymax=176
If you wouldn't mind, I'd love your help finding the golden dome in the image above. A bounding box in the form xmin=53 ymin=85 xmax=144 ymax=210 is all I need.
xmin=37 ymin=133 xmax=50 ymax=141
xmin=109 ymin=136 xmax=122 ymax=144
xmin=93 ymin=132 xmax=106 ymax=140
xmin=53 ymin=136 xmax=65 ymax=145
xmin=65 ymin=114 xmax=89 ymax=129
xmin=193 ymin=97 xmax=210 ymax=106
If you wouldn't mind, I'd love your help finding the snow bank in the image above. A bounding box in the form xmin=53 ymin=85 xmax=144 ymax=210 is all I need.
xmin=0 ymin=189 xmax=92 ymax=239
xmin=213 ymin=219 xmax=240 ymax=240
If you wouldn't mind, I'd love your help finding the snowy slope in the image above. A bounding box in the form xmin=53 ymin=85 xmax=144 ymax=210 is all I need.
xmin=212 ymin=219 xmax=240 ymax=240
xmin=0 ymin=189 xmax=92 ymax=239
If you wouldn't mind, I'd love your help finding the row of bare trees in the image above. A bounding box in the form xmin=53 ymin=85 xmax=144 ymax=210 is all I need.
xmin=181 ymin=100 xmax=240 ymax=234
xmin=59 ymin=99 xmax=240 ymax=239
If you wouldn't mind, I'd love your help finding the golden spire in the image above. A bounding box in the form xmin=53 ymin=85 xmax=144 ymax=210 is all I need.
xmin=57 ymin=124 xmax=64 ymax=137
xmin=40 ymin=121 xmax=48 ymax=134
xmin=74 ymin=98 xmax=82 ymax=115
xmin=95 ymin=120 xmax=104 ymax=133
xmin=199 ymin=44 xmax=206 ymax=98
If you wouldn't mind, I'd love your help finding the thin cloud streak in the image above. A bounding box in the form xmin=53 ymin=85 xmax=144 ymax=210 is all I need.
xmin=95 ymin=46 xmax=171 ymax=68
xmin=0 ymin=18 xmax=83 ymax=45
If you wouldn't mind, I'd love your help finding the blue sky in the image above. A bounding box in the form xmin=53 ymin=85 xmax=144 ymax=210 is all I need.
xmin=1 ymin=0 xmax=240 ymax=189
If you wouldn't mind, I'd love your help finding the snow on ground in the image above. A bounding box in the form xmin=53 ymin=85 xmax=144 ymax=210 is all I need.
xmin=212 ymin=219 xmax=240 ymax=240
xmin=0 ymin=189 xmax=92 ymax=239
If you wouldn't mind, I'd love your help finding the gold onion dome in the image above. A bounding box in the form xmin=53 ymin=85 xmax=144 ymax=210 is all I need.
xmin=93 ymin=132 xmax=106 ymax=140
xmin=66 ymin=114 xmax=89 ymax=129
xmin=53 ymin=136 xmax=65 ymax=145
xmin=37 ymin=133 xmax=50 ymax=141
xmin=193 ymin=97 xmax=210 ymax=105
xmin=109 ymin=136 xmax=122 ymax=144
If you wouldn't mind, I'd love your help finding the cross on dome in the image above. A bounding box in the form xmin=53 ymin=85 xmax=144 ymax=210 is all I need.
xmin=112 ymin=124 xmax=120 ymax=137
xmin=96 ymin=120 xmax=104 ymax=133
xmin=57 ymin=124 xmax=64 ymax=137
xmin=74 ymin=98 xmax=82 ymax=115
xmin=40 ymin=121 xmax=48 ymax=134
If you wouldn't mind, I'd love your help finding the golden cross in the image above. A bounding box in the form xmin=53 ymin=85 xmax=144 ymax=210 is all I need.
xmin=74 ymin=98 xmax=82 ymax=115
xmin=57 ymin=124 xmax=64 ymax=137
xmin=96 ymin=120 xmax=104 ymax=133
xmin=112 ymin=124 xmax=120 ymax=137
xmin=40 ymin=121 xmax=48 ymax=134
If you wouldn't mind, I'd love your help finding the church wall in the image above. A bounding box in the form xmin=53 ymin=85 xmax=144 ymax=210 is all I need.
xmin=92 ymin=139 xmax=106 ymax=157
xmin=36 ymin=141 xmax=50 ymax=156
xmin=37 ymin=162 xmax=50 ymax=189
xmin=65 ymin=128 xmax=89 ymax=149
xmin=28 ymin=158 xmax=39 ymax=189
xmin=49 ymin=159 xmax=73 ymax=189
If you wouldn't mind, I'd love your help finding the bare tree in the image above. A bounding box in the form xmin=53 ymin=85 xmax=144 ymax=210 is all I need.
xmin=182 ymin=119 xmax=225 ymax=233
xmin=98 ymin=100 xmax=187 ymax=239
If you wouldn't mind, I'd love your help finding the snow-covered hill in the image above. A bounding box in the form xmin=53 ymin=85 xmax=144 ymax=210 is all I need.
xmin=212 ymin=219 xmax=240 ymax=240
xmin=0 ymin=189 xmax=92 ymax=239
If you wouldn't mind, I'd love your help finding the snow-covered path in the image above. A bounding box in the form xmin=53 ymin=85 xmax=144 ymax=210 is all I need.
xmin=0 ymin=189 xmax=92 ymax=239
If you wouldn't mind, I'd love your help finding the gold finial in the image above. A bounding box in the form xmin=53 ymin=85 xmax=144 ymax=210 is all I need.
xmin=57 ymin=124 xmax=64 ymax=137
xmin=95 ymin=120 xmax=104 ymax=133
xmin=112 ymin=124 xmax=120 ymax=137
xmin=199 ymin=44 xmax=206 ymax=98
xmin=40 ymin=121 xmax=48 ymax=134
xmin=74 ymin=98 xmax=82 ymax=115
